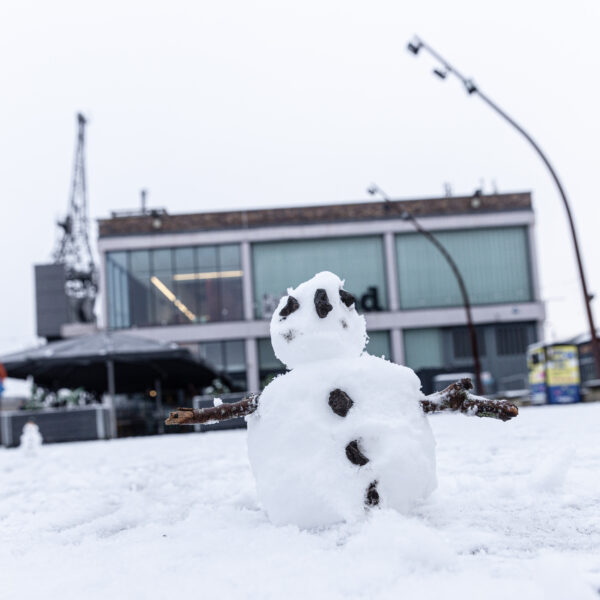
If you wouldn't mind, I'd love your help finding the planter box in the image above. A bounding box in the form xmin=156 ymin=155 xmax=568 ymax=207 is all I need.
xmin=0 ymin=406 xmax=111 ymax=447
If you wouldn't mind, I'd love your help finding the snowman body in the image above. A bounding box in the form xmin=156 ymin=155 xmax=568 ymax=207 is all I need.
xmin=20 ymin=421 xmax=43 ymax=456
xmin=247 ymin=272 xmax=436 ymax=528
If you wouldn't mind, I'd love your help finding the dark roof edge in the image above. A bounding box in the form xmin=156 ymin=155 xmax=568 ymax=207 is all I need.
xmin=98 ymin=191 xmax=532 ymax=239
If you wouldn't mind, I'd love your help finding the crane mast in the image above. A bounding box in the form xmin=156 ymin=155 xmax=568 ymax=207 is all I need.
xmin=53 ymin=113 xmax=97 ymax=323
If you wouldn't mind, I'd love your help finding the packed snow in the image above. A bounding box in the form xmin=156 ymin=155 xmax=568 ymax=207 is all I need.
xmin=1 ymin=403 xmax=599 ymax=599
xmin=249 ymin=355 xmax=436 ymax=528
xmin=249 ymin=271 xmax=435 ymax=527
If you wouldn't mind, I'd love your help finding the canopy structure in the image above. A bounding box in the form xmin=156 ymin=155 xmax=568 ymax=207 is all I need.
xmin=0 ymin=331 xmax=221 ymax=394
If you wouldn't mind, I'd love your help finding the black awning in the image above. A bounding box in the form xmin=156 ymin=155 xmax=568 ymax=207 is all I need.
xmin=0 ymin=331 xmax=222 ymax=394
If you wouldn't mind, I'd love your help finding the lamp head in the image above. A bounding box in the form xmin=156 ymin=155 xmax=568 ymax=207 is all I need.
xmin=465 ymin=79 xmax=477 ymax=94
xmin=407 ymin=41 xmax=422 ymax=55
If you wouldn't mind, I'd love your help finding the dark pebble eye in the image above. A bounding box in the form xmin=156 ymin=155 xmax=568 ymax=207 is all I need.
xmin=314 ymin=289 xmax=333 ymax=318
xmin=279 ymin=296 xmax=299 ymax=319
xmin=339 ymin=289 xmax=355 ymax=308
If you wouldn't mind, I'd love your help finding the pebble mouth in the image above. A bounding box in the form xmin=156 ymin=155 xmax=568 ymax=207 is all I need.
xmin=282 ymin=329 xmax=296 ymax=342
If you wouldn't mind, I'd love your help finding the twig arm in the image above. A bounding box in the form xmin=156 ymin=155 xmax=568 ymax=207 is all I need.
xmin=165 ymin=394 xmax=259 ymax=425
xmin=420 ymin=378 xmax=518 ymax=422
xmin=165 ymin=379 xmax=518 ymax=426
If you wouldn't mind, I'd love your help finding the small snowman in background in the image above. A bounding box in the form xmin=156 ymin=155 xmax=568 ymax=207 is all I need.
xmin=246 ymin=271 xmax=437 ymax=528
xmin=20 ymin=419 xmax=43 ymax=456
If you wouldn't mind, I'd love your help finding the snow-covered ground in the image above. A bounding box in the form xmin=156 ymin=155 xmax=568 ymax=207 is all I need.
xmin=1 ymin=403 xmax=599 ymax=600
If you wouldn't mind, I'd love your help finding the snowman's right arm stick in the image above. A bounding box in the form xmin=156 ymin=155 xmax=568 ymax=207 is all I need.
xmin=165 ymin=394 xmax=259 ymax=425
xmin=419 ymin=378 xmax=519 ymax=422
xmin=165 ymin=378 xmax=518 ymax=425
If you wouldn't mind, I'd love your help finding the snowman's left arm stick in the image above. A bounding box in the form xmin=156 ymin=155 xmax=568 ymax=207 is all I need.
xmin=165 ymin=379 xmax=518 ymax=425
xmin=419 ymin=378 xmax=519 ymax=422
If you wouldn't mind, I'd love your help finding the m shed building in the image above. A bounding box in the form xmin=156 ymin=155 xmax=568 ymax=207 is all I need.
xmin=97 ymin=192 xmax=545 ymax=395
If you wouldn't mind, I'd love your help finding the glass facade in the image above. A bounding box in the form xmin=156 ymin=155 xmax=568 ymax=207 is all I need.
xmin=396 ymin=226 xmax=532 ymax=309
xmin=106 ymin=245 xmax=243 ymax=328
xmin=197 ymin=340 xmax=247 ymax=391
xmin=104 ymin=222 xmax=538 ymax=397
xmin=258 ymin=338 xmax=287 ymax=389
xmin=365 ymin=330 xmax=391 ymax=360
xmin=404 ymin=322 xmax=538 ymax=394
xmin=252 ymin=236 xmax=387 ymax=319
xmin=258 ymin=330 xmax=391 ymax=388
xmin=404 ymin=328 xmax=445 ymax=372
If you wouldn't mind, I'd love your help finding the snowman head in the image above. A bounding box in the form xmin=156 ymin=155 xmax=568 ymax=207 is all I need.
xmin=270 ymin=271 xmax=367 ymax=369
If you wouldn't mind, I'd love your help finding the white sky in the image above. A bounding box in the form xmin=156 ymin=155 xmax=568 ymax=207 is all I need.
xmin=1 ymin=0 xmax=599 ymax=361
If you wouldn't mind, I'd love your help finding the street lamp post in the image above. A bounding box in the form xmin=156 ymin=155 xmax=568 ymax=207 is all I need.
xmin=368 ymin=184 xmax=484 ymax=393
xmin=407 ymin=36 xmax=600 ymax=379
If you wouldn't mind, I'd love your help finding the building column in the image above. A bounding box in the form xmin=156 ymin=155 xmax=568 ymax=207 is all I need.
xmin=245 ymin=337 xmax=260 ymax=392
xmin=105 ymin=359 xmax=118 ymax=438
xmin=99 ymin=251 xmax=109 ymax=329
xmin=385 ymin=232 xmax=404 ymax=365
xmin=391 ymin=328 xmax=405 ymax=365
xmin=241 ymin=241 xmax=260 ymax=392
xmin=384 ymin=232 xmax=400 ymax=311
xmin=241 ymin=241 xmax=254 ymax=321
xmin=527 ymin=222 xmax=542 ymax=303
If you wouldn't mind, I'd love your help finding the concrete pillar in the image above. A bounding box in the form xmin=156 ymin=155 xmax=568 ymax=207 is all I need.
xmin=245 ymin=337 xmax=260 ymax=393
xmin=155 ymin=378 xmax=164 ymax=434
xmin=391 ymin=328 xmax=405 ymax=365
xmin=241 ymin=241 xmax=254 ymax=321
xmin=95 ymin=405 xmax=106 ymax=439
xmin=241 ymin=241 xmax=261 ymax=392
xmin=105 ymin=359 xmax=118 ymax=438
xmin=384 ymin=232 xmax=400 ymax=312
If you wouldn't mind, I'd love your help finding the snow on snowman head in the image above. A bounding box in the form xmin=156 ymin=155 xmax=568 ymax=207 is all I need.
xmin=270 ymin=271 xmax=367 ymax=369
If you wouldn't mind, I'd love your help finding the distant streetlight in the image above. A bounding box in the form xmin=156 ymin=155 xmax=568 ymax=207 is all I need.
xmin=407 ymin=36 xmax=600 ymax=379
xmin=367 ymin=184 xmax=484 ymax=393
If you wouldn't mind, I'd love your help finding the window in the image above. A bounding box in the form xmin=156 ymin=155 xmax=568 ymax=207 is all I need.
xmin=403 ymin=328 xmax=444 ymax=372
xmin=197 ymin=340 xmax=247 ymax=391
xmin=396 ymin=227 xmax=532 ymax=309
xmin=106 ymin=252 xmax=130 ymax=329
xmin=106 ymin=244 xmax=244 ymax=328
xmin=451 ymin=328 xmax=486 ymax=359
xmin=365 ymin=331 xmax=391 ymax=360
xmin=252 ymin=236 xmax=387 ymax=319
xmin=152 ymin=248 xmax=177 ymax=325
xmin=219 ymin=245 xmax=244 ymax=322
xmin=258 ymin=330 xmax=391 ymax=388
xmin=129 ymin=250 xmax=152 ymax=327
xmin=258 ymin=338 xmax=286 ymax=388
xmin=496 ymin=324 xmax=530 ymax=356
xmin=173 ymin=247 xmax=198 ymax=325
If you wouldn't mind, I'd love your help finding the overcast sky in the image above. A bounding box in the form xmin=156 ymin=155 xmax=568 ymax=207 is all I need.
xmin=1 ymin=0 xmax=599 ymax=359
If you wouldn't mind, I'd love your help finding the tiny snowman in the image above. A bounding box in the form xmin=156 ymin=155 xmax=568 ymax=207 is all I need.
xmin=20 ymin=419 xmax=43 ymax=456
xmin=247 ymin=271 xmax=436 ymax=528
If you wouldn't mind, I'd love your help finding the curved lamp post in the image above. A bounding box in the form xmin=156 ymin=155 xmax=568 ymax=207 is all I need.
xmin=368 ymin=184 xmax=484 ymax=393
xmin=407 ymin=36 xmax=600 ymax=379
